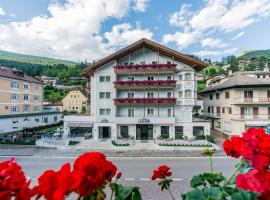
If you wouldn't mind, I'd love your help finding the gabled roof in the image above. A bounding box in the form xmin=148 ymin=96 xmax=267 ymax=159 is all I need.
xmin=199 ymin=71 xmax=270 ymax=94
xmin=82 ymin=38 xmax=208 ymax=77
xmin=0 ymin=65 xmax=42 ymax=84
xmin=62 ymin=86 xmax=87 ymax=101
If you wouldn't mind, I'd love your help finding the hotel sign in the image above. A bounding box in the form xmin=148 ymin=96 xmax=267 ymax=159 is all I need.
xmin=138 ymin=118 xmax=150 ymax=124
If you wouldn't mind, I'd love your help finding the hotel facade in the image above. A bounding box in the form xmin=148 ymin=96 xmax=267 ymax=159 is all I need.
xmin=64 ymin=39 xmax=210 ymax=140
xmin=0 ymin=66 xmax=62 ymax=134
xmin=200 ymin=71 xmax=270 ymax=136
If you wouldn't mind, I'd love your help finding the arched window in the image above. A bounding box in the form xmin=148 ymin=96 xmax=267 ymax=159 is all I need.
xmin=185 ymin=73 xmax=192 ymax=81
xmin=185 ymin=90 xmax=192 ymax=98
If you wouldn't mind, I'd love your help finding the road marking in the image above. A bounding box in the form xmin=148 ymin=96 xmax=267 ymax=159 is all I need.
xmin=140 ymin=178 xmax=150 ymax=181
xmin=125 ymin=178 xmax=135 ymax=181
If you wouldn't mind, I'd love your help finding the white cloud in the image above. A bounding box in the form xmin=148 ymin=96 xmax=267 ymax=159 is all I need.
xmin=0 ymin=0 xmax=153 ymax=61
xmin=201 ymin=38 xmax=228 ymax=48
xmin=231 ymin=31 xmax=245 ymax=40
xmin=164 ymin=0 xmax=270 ymax=50
xmin=194 ymin=47 xmax=237 ymax=57
xmin=0 ymin=7 xmax=5 ymax=16
xmin=104 ymin=23 xmax=153 ymax=48
xmin=133 ymin=0 xmax=149 ymax=12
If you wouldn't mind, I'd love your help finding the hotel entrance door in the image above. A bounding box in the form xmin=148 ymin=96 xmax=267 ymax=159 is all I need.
xmin=136 ymin=124 xmax=153 ymax=140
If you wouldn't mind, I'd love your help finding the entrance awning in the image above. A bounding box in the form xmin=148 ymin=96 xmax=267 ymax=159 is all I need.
xmin=67 ymin=122 xmax=93 ymax=128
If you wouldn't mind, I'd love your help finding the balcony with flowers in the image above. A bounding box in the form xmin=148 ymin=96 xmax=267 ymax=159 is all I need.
xmin=114 ymin=63 xmax=176 ymax=74
xmin=114 ymin=97 xmax=176 ymax=105
xmin=114 ymin=80 xmax=176 ymax=89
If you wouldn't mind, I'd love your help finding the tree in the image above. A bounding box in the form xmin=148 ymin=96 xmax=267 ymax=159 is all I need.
xmin=208 ymin=68 xmax=217 ymax=76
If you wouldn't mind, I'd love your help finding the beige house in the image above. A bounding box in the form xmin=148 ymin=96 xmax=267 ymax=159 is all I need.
xmin=0 ymin=66 xmax=43 ymax=115
xmin=200 ymin=71 xmax=270 ymax=136
xmin=0 ymin=66 xmax=62 ymax=134
xmin=62 ymin=87 xmax=87 ymax=113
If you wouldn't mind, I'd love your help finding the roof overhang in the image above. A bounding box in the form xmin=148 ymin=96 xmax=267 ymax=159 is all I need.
xmin=82 ymin=38 xmax=208 ymax=77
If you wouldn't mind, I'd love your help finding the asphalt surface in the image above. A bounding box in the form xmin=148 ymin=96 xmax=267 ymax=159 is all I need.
xmin=0 ymin=156 xmax=238 ymax=200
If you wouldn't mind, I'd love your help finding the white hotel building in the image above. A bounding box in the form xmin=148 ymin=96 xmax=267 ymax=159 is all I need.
xmin=64 ymin=39 xmax=210 ymax=141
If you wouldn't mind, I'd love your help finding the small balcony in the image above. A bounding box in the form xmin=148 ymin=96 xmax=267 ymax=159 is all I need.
xmin=232 ymin=114 xmax=270 ymax=121
xmin=114 ymin=80 xmax=176 ymax=89
xmin=234 ymin=97 xmax=270 ymax=105
xmin=203 ymin=112 xmax=221 ymax=118
xmin=114 ymin=98 xmax=176 ymax=106
xmin=114 ymin=63 xmax=176 ymax=74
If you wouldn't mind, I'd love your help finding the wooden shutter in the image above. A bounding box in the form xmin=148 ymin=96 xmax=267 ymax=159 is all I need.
xmin=240 ymin=107 xmax=244 ymax=115
xmin=253 ymin=107 xmax=259 ymax=115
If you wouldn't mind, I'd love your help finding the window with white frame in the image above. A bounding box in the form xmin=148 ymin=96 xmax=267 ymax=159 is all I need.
xmin=185 ymin=73 xmax=192 ymax=81
xmin=11 ymin=94 xmax=19 ymax=101
xmin=23 ymin=83 xmax=29 ymax=90
xmin=167 ymin=108 xmax=172 ymax=117
xmin=23 ymin=105 xmax=30 ymax=112
xmin=100 ymin=76 xmax=111 ymax=82
xmin=167 ymin=75 xmax=172 ymax=80
xmin=23 ymin=94 xmax=29 ymax=100
xmin=167 ymin=91 xmax=172 ymax=98
xmin=127 ymin=76 xmax=135 ymax=81
xmin=147 ymin=76 xmax=154 ymax=81
xmin=100 ymin=108 xmax=111 ymax=115
xmin=128 ymin=92 xmax=134 ymax=98
xmin=34 ymin=95 xmax=40 ymax=101
xmin=178 ymin=91 xmax=183 ymax=98
xmin=35 ymin=117 xmax=39 ymax=122
xmin=11 ymin=106 xmax=19 ymax=113
xmin=99 ymin=92 xmax=110 ymax=99
xmin=128 ymin=108 xmax=134 ymax=117
xmin=11 ymin=81 xmax=19 ymax=89
xmin=178 ymin=75 xmax=183 ymax=81
xmin=147 ymin=92 xmax=154 ymax=98
xmin=147 ymin=108 xmax=154 ymax=116
xmin=34 ymin=106 xmax=40 ymax=112
xmin=185 ymin=90 xmax=192 ymax=98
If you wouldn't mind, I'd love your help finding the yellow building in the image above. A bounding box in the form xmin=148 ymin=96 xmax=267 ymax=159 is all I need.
xmin=0 ymin=66 xmax=43 ymax=115
xmin=62 ymin=87 xmax=87 ymax=113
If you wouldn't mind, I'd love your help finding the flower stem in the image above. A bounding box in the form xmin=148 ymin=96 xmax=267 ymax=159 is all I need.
xmin=168 ymin=188 xmax=175 ymax=200
xmin=224 ymin=159 xmax=243 ymax=186
xmin=209 ymin=156 xmax=214 ymax=173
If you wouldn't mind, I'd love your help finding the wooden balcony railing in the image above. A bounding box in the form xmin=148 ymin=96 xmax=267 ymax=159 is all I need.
xmin=114 ymin=98 xmax=176 ymax=105
xmin=114 ymin=63 xmax=176 ymax=74
xmin=114 ymin=80 xmax=176 ymax=89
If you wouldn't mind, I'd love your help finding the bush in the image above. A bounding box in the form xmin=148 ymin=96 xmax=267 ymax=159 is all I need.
xmin=68 ymin=140 xmax=80 ymax=145
xmin=159 ymin=143 xmax=212 ymax=147
xmin=112 ymin=140 xmax=129 ymax=146
xmin=0 ymin=140 xmax=35 ymax=145
xmin=206 ymin=135 xmax=215 ymax=143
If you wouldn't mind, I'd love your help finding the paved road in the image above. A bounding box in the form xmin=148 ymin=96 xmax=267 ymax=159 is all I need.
xmin=0 ymin=156 xmax=238 ymax=199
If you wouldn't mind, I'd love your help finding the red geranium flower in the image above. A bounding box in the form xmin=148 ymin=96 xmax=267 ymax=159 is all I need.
xmin=152 ymin=165 xmax=172 ymax=180
xmin=72 ymin=152 xmax=117 ymax=197
xmin=0 ymin=158 xmax=34 ymax=200
xmin=236 ymin=169 xmax=270 ymax=199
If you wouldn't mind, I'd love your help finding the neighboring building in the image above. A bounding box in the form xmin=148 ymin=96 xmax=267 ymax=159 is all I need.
xmin=64 ymin=38 xmax=210 ymax=140
xmin=62 ymin=87 xmax=87 ymax=113
xmin=199 ymin=71 xmax=270 ymax=136
xmin=0 ymin=66 xmax=62 ymax=134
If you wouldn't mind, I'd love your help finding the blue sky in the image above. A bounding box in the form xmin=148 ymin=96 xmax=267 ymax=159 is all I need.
xmin=0 ymin=0 xmax=269 ymax=62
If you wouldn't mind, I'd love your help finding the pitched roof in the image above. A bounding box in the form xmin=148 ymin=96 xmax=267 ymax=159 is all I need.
xmin=199 ymin=71 xmax=270 ymax=94
xmin=82 ymin=38 xmax=208 ymax=77
xmin=62 ymin=86 xmax=87 ymax=100
xmin=0 ymin=66 xmax=42 ymax=84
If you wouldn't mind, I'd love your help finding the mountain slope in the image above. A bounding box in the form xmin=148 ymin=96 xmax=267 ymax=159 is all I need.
xmin=0 ymin=50 xmax=76 ymax=65
xmin=238 ymin=50 xmax=270 ymax=60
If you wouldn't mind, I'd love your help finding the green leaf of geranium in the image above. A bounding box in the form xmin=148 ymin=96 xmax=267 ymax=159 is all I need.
xmin=190 ymin=173 xmax=225 ymax=188
xmin=114 ymin=185 xmax=142 ymax=200
xmin=231 ymin=189 xmax=257 ymax=200
xmin=203 ymin=187 xmax=223 ymax=200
